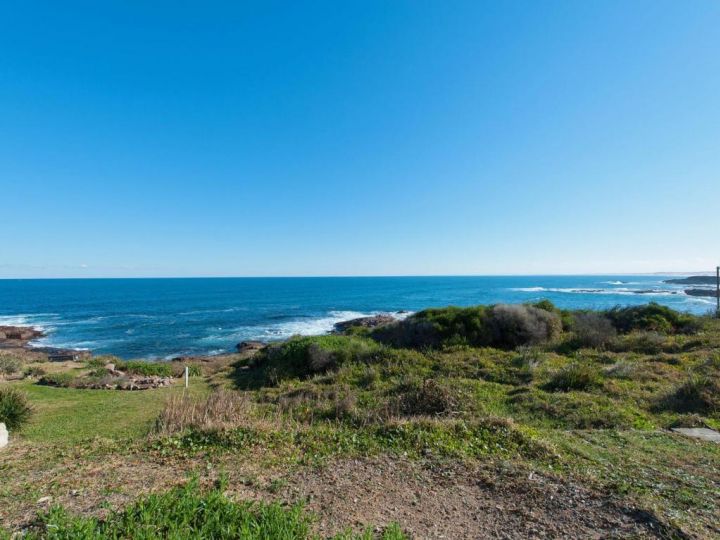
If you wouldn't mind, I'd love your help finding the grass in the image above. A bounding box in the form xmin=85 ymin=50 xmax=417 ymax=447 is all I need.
xmin=2 ymin=379 xmax=209 ymax=444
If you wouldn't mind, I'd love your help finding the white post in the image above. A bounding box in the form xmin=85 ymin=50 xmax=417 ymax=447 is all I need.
xmin=184 ymin=366 xmax=189 ymax=388
xmin=0 ymin=422 xmax=8 ymax=449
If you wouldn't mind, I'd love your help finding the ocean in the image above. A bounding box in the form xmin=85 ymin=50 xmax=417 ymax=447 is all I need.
xmin=0 ymin=276 xmax=714 ymax=359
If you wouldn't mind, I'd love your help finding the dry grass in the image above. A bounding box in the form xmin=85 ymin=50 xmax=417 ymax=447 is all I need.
xmin=154 ymin=389 xmax=254 ymax=436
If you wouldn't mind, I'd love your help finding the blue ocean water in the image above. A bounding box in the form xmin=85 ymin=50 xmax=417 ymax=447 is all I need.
xmin=0 ymin=276 xmax=713 ymax=359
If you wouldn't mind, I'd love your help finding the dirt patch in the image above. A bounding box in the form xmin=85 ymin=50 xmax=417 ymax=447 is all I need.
xmin=1 ymin=444 xmax=681 ymax=538
xmin=279 ymin=457 xmax=673 ymax=539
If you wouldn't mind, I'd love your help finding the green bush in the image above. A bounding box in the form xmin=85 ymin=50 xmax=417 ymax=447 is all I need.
xmin=0 ymin=357 xmax=21 ymax=376
xmin=37 ymin=372 xmax=76 ymax=387
xmin=118 ymin=360 xmax=173 ymax=377
xmin=570 ymin=312 xmax=617 ymax=349
xmin=0 ymin=388 xmax=33 ymax=430
xmin=242 ymin=335 xmax=384 ymax=386
xmin=372 ymin=304 xmax=561 ymax=350
xmin=659 ymin=375 xmax=720 ymax=415
xmin=544 ymin=362 xmax=601 ymax=392
xmin=605 ymin=303 xmax=701 ymax=335
xmin=187 ymin=364 xmax=203 ymax=377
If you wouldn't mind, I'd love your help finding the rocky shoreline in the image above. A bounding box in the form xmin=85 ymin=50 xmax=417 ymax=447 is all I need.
xmin=0 ymin=325 xmax=91 ymax=363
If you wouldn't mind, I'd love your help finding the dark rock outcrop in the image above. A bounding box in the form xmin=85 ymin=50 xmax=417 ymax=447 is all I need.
xmin=236 ymin=341 xmax=266 ymax=354
xmin=684 ymin=288 xmax=719 ymax=298
xmin=665 ymin=276 xmax=717 ymax=285
xmin=334 ymin=314 xmax=396 ymax=333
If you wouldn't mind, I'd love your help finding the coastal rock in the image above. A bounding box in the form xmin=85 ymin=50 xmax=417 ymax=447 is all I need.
xmin=334 ymin=315 xmax=396 ymax=333
xmin=684 ymin=288 xmax=719 ymax=298
xmin=0 ymin=422 xmax=7 ymax=449
xmin=0 ymin=326 xmax=44 ymax=346
xmin=82 ymin=375 xmax=173 ymax=391
xmin=236 ymin=341 xmax=266 ymax=354
xmin=665 ymin=276 xmax=717 ymax=285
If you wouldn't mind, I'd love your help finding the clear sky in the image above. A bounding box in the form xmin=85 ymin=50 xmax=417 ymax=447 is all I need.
xmin=1 ymin=1 xmax=718 ymax=278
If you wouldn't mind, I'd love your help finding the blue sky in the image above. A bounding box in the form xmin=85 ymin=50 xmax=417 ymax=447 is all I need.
xmin=1 ymin=1 xmax=718 ymax=278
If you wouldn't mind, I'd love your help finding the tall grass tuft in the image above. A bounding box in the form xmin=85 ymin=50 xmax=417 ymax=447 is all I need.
xmin=0 ymin=357 xmax=21 ymax=376
xmin=155 ymin=389 xmax=251 ymax=435
xmin=0 ymin=388 xmax=33 ymax=430
xmin=544 ymin=362 xmax=601 ymax=392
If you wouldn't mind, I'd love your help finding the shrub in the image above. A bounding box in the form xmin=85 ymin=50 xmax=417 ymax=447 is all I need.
xmin=658 ymin=375 xmax=720 ymax=415
xmin=571 ymin=312 xmax=617 ymax=349
xmin=605 ymin=303 xmax=701 ymax=335
xmin=0 ymin=357 xmax=21 ymax=376
xmin=614 ymin=331 xmax=668 ymax=354
xmin=187 ymin=364 xmax=203 ymax=377
xmin=372 ymin=304 xmax=560 ymax=350
xmin=487 ymin=304 xmax=561 ymax=348
xmin=394 ymin=379 xmax=461 ymax=416
xmin=118 ymin=360 xmax=173 ymax=377
xmin=242 ymin=335 xmax=383 ymax=385
xmin=38 ymin=372 xmax=76 ymax=387
xmin=23 ymin=366 xmax=47 ymax=378
xmin=0 ymin=388 xmax=33 ymax=430
xmin=544 ymin=362 xmax=601 ymax=392
xmin=86 ymin=355 xmax=119 ymax=368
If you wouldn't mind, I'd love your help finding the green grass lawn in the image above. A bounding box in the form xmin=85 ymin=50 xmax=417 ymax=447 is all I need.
xmin=2 ymin=378 xmax=209 ymax=444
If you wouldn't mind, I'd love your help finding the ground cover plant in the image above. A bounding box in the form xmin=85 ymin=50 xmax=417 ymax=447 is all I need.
xmin=20 ymin=478 xmax=406 ymax=540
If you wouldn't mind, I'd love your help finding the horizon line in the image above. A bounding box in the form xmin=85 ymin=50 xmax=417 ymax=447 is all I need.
xmin=0 ymin=271 xmax=713 ymax=281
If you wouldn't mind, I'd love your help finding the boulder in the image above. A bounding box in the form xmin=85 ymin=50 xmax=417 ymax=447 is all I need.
xmin=236 ymin=341 xmax=266 ymax=354
xmin=0 ymin=422 xmax=8 ymax=449
xmin=334 ymin=314 xmax=396 ymax=333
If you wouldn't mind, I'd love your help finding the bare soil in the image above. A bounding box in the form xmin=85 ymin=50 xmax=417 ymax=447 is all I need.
xmin=1 ymin=443 xmax=678 ymax=538
xmin=279 ymin=456 xmax=673 ymax=539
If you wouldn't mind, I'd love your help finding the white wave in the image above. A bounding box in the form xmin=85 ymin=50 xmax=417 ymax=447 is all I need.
xmin=197 ymin=309 xmax=411 ymax=345
xmin=178 ymin=307 xmax=247 ymax=316
xmin=511 ymin=287 xmax=679 ymax=296
xmin=0 ymin=314 xmax=32 ymax=326
xmin=601 ymin=281 xmax=626 ymax=285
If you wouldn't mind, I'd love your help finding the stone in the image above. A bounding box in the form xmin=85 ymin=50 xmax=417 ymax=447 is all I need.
xmin=0 ymin=422 xmax=7 ymax=449
xmin=671 ymin=427 xmax=720 ymax=442
xmin=236 ymin=341 xmax=266 ymax=353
